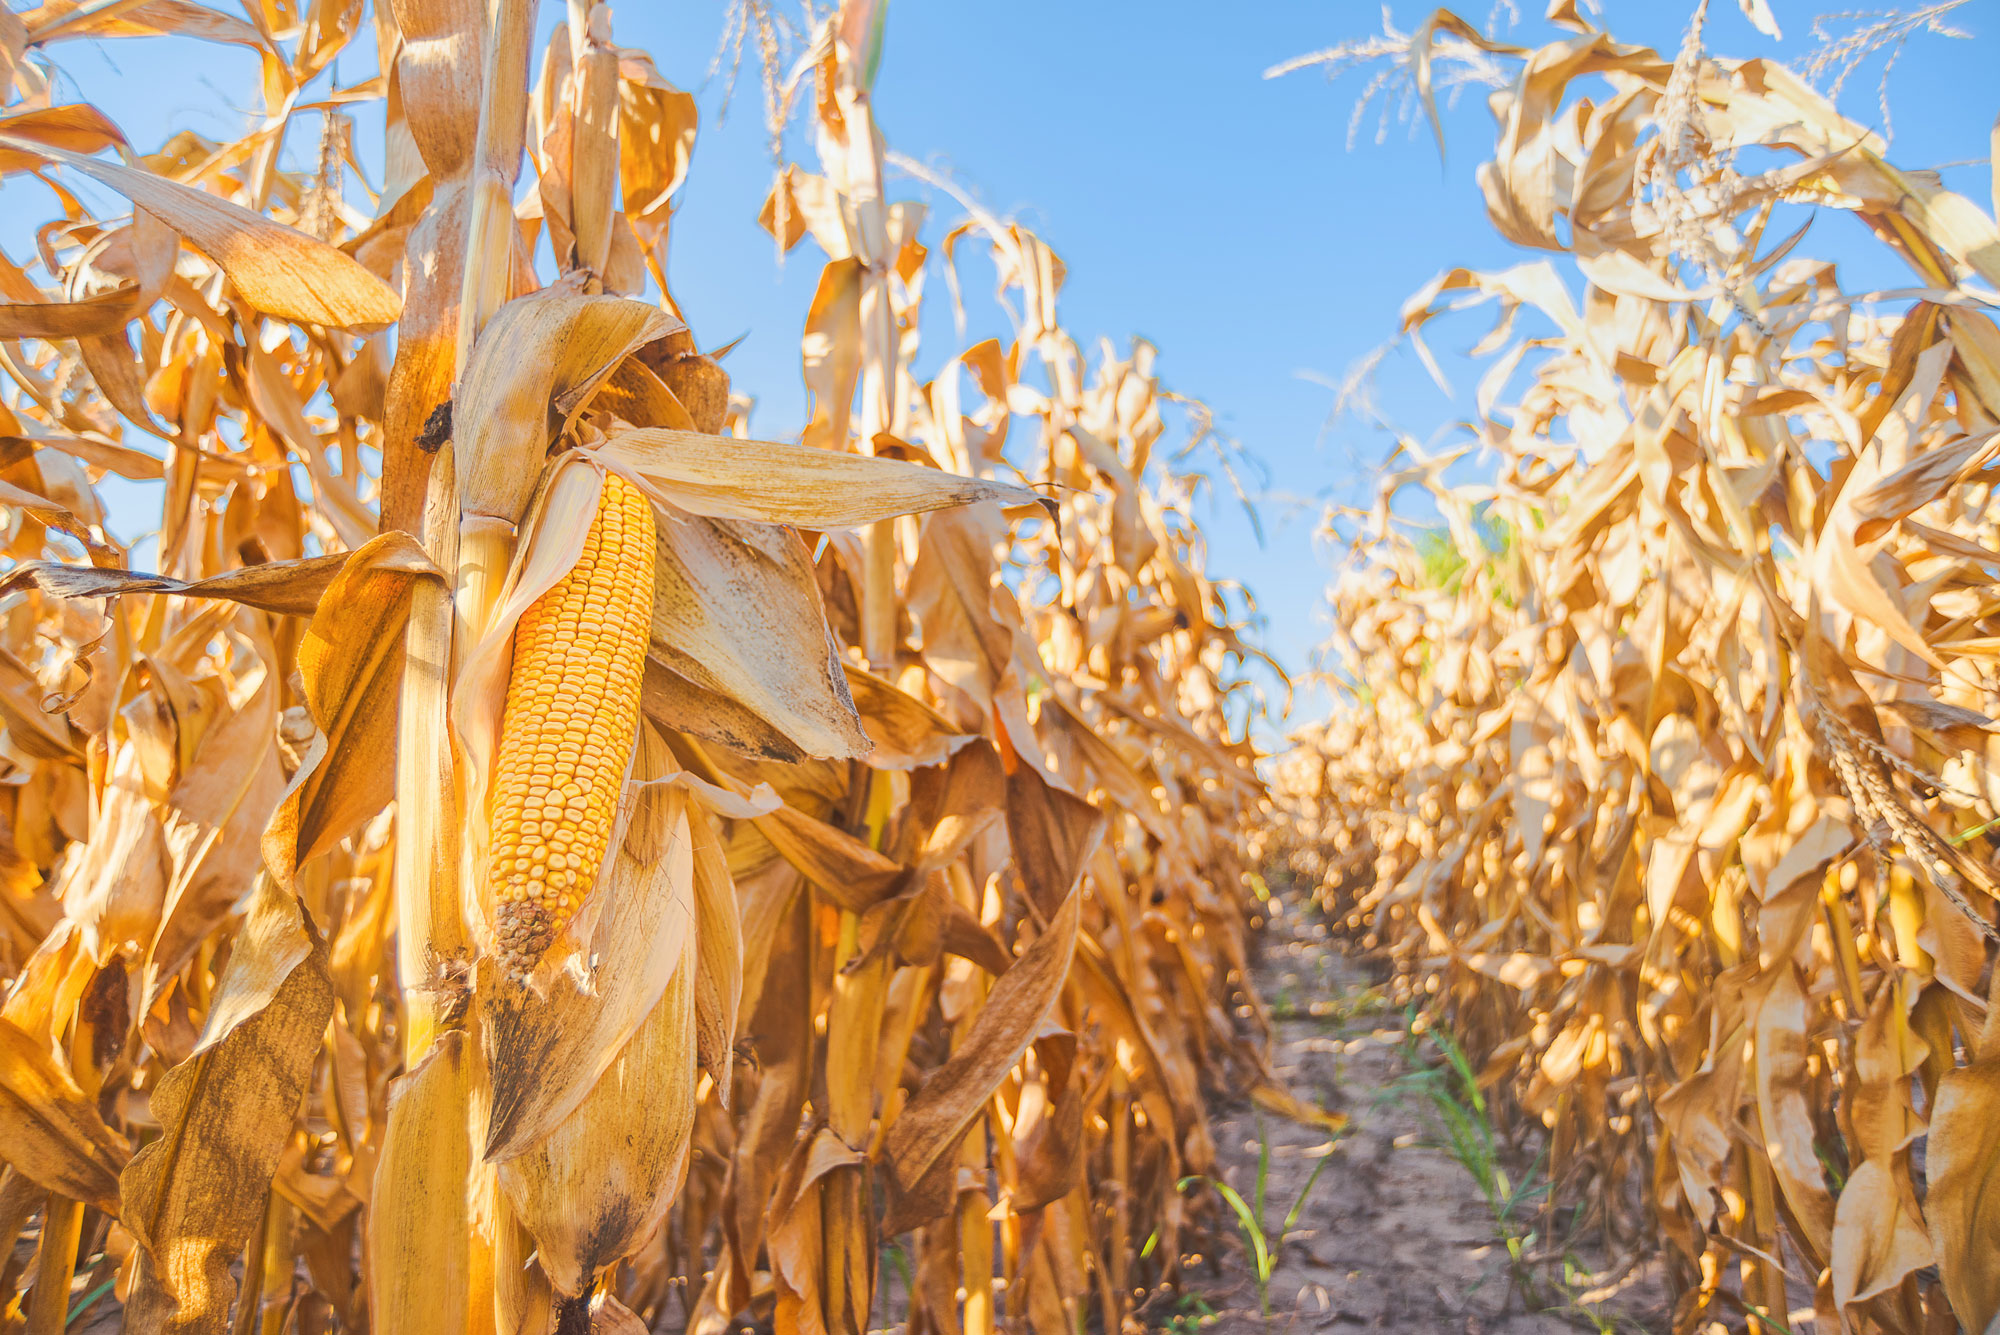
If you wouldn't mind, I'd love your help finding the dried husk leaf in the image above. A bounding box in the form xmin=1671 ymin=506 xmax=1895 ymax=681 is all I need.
xmin=454 ymin=291 xmax=679 ymax=526
xmin=499 ymin=922 xmax=698 ymax=1297
xmin=649 ymin=508 xmax=872 ymax=761
xmin=480 ymin=750 xmax=694 ymax=1162
xmin=599 ymin=427 xmax=1049 ymax=528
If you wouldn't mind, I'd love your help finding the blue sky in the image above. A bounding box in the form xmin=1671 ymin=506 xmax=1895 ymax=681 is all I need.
xmin=13 ymin=0 xmax=1999 ymax=732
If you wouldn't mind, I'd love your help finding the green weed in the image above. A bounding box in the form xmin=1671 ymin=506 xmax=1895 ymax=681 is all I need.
xmin=1164 ymin=1290 xmax=1217 ymax=1335
xmin=1268 ymin=984 xmax=1388 ymax=1024
xmin=1398 ymin=1013 xmax=1625 ymax=1332
xmin=1179 ymin=1116 xmax=1338 ymax=1316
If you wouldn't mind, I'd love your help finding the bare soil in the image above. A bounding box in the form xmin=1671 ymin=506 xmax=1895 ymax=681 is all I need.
xmin=1177 ymin=892 xmax=1670 ymax=1335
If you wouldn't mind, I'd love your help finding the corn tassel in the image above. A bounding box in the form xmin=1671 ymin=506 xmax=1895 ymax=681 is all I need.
xmin=488 ymin=470 xmax=655 ymax=980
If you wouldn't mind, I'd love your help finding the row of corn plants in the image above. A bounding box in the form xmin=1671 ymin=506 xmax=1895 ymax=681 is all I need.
xmin=1283 ymin=5 xmax=2000 ymax=1333
xmin=0 ymin=2 xmax=1287 ymax=1331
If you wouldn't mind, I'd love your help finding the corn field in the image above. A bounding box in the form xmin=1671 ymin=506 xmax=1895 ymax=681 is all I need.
xmin=0 ymin=2 xmax=1294 ymax=1332
xmin=1285 ymin=5 xmax=2000 ymax=1334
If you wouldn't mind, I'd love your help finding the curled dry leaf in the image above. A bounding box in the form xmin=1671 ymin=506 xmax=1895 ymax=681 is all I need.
xmin=883 ymin=882 xmax=1084 ymax=1233
xmin=0 ymin=1014 xmax=128 ymax=1212
xmin=1 ymin=550 xmax=360 ymax=618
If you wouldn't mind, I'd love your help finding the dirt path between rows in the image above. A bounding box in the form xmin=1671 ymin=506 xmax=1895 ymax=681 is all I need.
xmin=1180 ymin=889 xmax=1670 ymax=1334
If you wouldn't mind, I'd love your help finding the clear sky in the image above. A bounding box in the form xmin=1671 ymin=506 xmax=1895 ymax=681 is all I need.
xmin=13 ymin=0 xmax=1999 ymax=734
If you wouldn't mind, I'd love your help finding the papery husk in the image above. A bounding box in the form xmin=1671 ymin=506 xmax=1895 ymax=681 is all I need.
xmin=498 ymin=915 xmax=699 ymax=1298
xmin=648 ymin=507 xmax=874 ymax=762
xmin=453 ymin=291 xmax=679 ymax=529
xmin=599 ymin=427 xmax=1050 ymax=528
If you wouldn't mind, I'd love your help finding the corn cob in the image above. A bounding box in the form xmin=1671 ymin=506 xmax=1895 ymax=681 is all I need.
xmin=489 ymin=470 xmax=655 ymax=981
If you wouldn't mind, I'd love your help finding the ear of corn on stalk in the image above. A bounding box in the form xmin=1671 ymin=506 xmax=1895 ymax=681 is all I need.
xmin=487 ymin=469 xmax=655 ymax=982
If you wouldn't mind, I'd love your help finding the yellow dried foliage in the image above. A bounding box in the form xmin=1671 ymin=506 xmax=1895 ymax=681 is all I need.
xmin=1285 ymin=8 xmax=2000 ymax=1333
xmin=0 ymin=2 xmax=1280 ymax=1333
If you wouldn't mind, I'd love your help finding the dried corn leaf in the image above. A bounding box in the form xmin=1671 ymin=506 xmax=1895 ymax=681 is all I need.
xmin=0 ymin=139 xmax=400 ymax=329
xmin=119 ymin=878 xmax=334 ymax=1334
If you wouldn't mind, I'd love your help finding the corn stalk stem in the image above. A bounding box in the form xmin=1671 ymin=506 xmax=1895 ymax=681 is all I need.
xmin=394 ymin=444 xmax=465 ymax=1062
xmin=25 ymin=1194 xmax=82 ymax=1335
xmin=821 ymin=64 xmax=896 ymax=1335
xmin=253 ymin=1191 xmax=297 ymax=1335
xmin=229 ymin=1191 xmax=270 ymax=1335
xmin=398 ymin=0 xmax=537 ymax=1063
xmin=457 ymin=0 xmax=538 ymax=366
xmin=832 ymin=69 xmax=898 ymax=672
xmin=452 ymin=0 xmax=541 ymax=677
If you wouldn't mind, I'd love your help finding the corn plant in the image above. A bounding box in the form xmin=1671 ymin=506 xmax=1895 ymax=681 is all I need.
xmin=0 ymin=2 xmax=1287 ymax=1331
xmin=1284 ymin=6 xmax=2000 ymax=1333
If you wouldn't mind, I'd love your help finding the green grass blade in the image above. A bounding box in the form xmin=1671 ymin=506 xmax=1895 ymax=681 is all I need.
xmin=1281 ymin=1149 xmax=1336 ymax=1234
